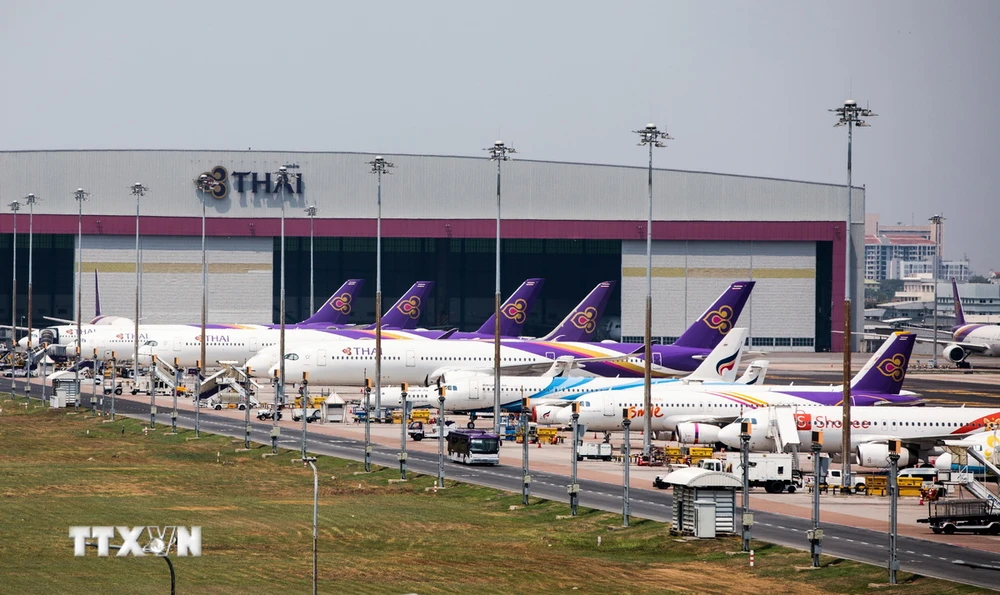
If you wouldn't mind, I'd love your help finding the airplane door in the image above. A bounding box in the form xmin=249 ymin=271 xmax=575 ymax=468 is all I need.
xmin=318 ymin=349 xmax=327 ymax=366
xmin=406 ymin=350 xmax=415 ymax=367
xmin=652 ymin=352 xmax=661 ymax=367
xmin=470 ymin=382 xmax=481 ymax=401
xmin=250 ymin=338 xmax=258 ymax=353
xmin=173 ymin=340 xmax=181 ymax=352
xmin=603 ymin=396 xmax=615 ymax=417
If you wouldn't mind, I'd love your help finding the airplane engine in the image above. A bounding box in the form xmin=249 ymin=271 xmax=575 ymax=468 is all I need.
xmin=856 ymin=443 xmax=915 ymax=468
xmin=934 ymin=453 xmax=954 ymax=471
xmin=675 ymin=422 xmax=720 ymax=445
xmin=942 ymin=344 xmax=967 ymax=364
xmin=39 ymin=328 xmax=59 ymax=346
xmin=532 ymin=405 xmax=569 ymax=426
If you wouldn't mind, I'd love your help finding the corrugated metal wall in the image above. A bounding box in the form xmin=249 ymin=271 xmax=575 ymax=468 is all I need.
xmin=78 ymin=236 xmax=271 ymax=324
xmin=0 ymin=150 xmax=862 ymax=224
xmin=621 ymin=240 xmax=816 ymax=349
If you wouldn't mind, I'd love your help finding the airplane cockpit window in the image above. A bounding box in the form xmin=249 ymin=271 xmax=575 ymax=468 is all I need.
xmin=144 ymin=340 xmax=158 ymax=347
xmin=285 ymin=353 xmax=299 ymax=361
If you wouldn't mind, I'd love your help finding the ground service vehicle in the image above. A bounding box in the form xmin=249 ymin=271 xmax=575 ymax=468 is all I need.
xmin=918 ymin=500 xmax=1000 ymax=535
xmin=408 ymin=420 xmax=454 ymax=441
xmin=693 ymin=453 xmax=802 ymax=493
xmin=577 ymin=442 xmax=612 ymax=461
xmin=447 ymin=429 xmax=500 ymax=465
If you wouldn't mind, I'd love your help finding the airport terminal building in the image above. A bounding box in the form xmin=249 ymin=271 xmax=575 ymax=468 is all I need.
xmin=0 ymin=150 xmax=864 ymax=352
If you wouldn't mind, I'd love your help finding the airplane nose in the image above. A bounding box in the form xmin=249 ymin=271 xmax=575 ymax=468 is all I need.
xmin=17 ymin=337 xmax=28 ymax=348
xmin=717 ymin=422 xmax=742 ymax=449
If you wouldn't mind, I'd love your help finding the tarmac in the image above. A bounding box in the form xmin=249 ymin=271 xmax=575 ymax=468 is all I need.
xmin=25 ymin=369 xmax=1000 ymax=557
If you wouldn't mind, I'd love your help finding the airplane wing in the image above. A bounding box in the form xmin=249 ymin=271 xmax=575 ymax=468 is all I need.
xmin=0 ymin=324 xmax=31 ymax=331
xmin=428 ymin=353 xmax=642 ymax=384
xmin=43 ymin=316 xmax=77 ymax=325
xmin=864 ymin=332 xmax=990 ymax=354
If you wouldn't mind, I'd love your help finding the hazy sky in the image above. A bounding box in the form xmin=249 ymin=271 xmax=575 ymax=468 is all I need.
xmin=2 ymin=1 xmax=996 ymax=270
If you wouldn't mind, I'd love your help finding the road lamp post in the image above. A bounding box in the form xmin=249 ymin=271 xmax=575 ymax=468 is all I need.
xmin=399 ymin=382 xmax=409 ymax=480
xmin=24 ymin=193 xmax=39 ymax=400
xmin=830 ymin=99 xmax=876 ymax=494
xmin=300 ymin=372 xmax=309 ymax=459
xmin=305 ymin=205 xmax=317 ymax=315
xmin=485 ymin=141 xmax=515 ymax=435
xmin=740 ymin=420 xmax=753 ymax=552
xmin=302 ymin=456 xmax=319 ymax=595
xmin=633 ymin=123 xmax=672 ymax=457
xmin=887 ymin=439 xmax=901 ymax=585
xmin=73 ymin=189 xmax=89 ymax=410
xmin=195 ymin=175 xmax=218 ymax=439
xmin=437 ymin=387 xmax=446 ymax=488
xmin=364 ymin=379 xmax=372 ymax=472
xmin=130 ymin=183 xmax=148 ymax=391
xmin=8 ymin=199 xmax=19 ymax=400
xmin=369 ymin=157 xmax=393 ymax=415
xmin=929 ymin=214 xmax=945 ymax=368
xmin=521 ymin=396 xmax=530 ymax=505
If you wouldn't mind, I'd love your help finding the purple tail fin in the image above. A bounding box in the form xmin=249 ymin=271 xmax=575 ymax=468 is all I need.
xmin=540 ymin=281 xmax=615 ymax=342
xmin=673 ymin=281 xmax=755 ymax=349
xmin=94 ymin=269 xmax=101 ymax=318
xmin=850 ymin=332 xmax=916 ymax=394
xmin=951 ymin=278 xmax=966 ymax=328
xmin=300 ymin=279 xmax=365 ymax=325
xmin=376 ymin=281 xmax=435 ymax=329
xmin=475 ymin=278 xmax=545 ymax=336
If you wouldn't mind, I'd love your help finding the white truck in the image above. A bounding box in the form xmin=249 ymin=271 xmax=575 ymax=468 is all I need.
xmin=576 ymin=442 xmax=612 ymax=461
xmin=696 ymin=453 xmax=802 ymax=494
xmin=826 ymin=469 xmax=866 ymax=493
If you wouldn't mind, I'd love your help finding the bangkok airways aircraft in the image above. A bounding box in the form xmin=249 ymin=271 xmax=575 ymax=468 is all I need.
xmin=247 ymin=281 xmax=756 ymax=385
xmin=531 ymin=332 xmax=922 ymax=444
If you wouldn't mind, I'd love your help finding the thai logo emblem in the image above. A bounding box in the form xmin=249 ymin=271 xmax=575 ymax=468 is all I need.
xmin=397 ymin=297 xmax=421 ymax=320
xmin=342 ymin=347 xmax=352 ymax=356
xmin=330 ymin=293 xmax=352 ymax=314
xmin=715 ymin=351 xmax=738 ymax=376
xmin=194 ymin=166 xmax=230 ymax=200
xmin=570 ymin=307 xmax=598 ymax=333
xmin=502 ymin=299 xmax=528 ymax=323
xmin=702 ymin=305 xmax=734 ymax=334
xmin=876 ymin=354 xmax=907 ymax=381
xmin=794 ymin=410 xmax=812 ymax=431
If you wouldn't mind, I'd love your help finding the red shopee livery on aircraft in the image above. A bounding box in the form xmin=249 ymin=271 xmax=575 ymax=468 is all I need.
xmin=721 ymin=405 xmax=1000 ymax=468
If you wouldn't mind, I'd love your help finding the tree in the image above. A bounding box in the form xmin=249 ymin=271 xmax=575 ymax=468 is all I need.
xmin=968 ymin=275 xmax=989 ymax=284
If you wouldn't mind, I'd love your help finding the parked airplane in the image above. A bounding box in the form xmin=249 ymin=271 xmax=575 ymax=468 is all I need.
xmin=936 ymin=279 xmax=1000 ymax=366
xmin=247 ymin=281 xmax=756 ymax=385
xmin=934 ymin=429 xmax=1000 ymax=473
xmin=13 ymin=270 xmax=129 ymax=349
xmin=407 ymin=327 xmax=756 ymax=415
xmin=532 ymin=332 xmax=921 ymax=443
xmin=718 ymin=403 xmax=1000 ymax=468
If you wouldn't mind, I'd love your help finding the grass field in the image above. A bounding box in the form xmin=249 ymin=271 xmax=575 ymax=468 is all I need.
xmin=0 ymin=395 xmax=989 ymax=594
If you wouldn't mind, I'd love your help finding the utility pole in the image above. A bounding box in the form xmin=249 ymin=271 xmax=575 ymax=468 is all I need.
xmin=399 ymin=382 xmax=409 ymax=480
xmin=300 ymin=372 xmax=309 ymax=460
xmin=622 ymin=410 xmax=631 ymax=527
xmin=437 ymin=387 xmax=446 ymax=489
xmin=809 ymin=431 xmax=824 ymax=567
xmin=569 ymin=402 xmax=581 ymax=516
xmin=521 ymin=395 xmax=530 ymax=505
xmin=740 ymin=420 xmax=753 ymax=552
xmin=888 ymin=439 xmax=901 ymax=585
xmin=929 ymin=214 xmax=945 ymax=368
xmin=633 ymin=123 xmax=672 ymax=457
xmin=364 ymin=377 xmax=372 ymax=472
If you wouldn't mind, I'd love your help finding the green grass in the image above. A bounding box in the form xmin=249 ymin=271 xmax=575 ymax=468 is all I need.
xmin=0 ymin=394 xmax=990 ymax=594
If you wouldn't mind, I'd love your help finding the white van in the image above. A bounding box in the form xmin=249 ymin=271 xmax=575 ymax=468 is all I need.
xmin=899 ymin=467 xmax=938 ymax=481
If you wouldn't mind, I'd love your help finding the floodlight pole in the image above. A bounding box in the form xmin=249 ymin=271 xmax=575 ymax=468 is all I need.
xmin=521 ymin=396 xmax=530 ymax=505
xmin=305 ymin=205 xmax=317 ymax=315
xmin=634 ymin=123 xmax=672 ymax=457
xmin=929 ymin=215 xmax=945 ymax=368
xmin=486 ymin=140 xmax=515 ymax=436
xmin=569 ymin=406 xmax=580 ymax=516
xmin=244 ymin=366 xmax=252 ymax=448
xmin=888 ymin=441 xmax=901 ymax=585
xmin=25 ymin=193 xmax=39 ymax=399
xmin=172 ymin=357 xmax=180 ymax=433
xmin=93 ymin=348 xmax=99 ymax=421
xmin=131 ymin=183 xmax=148 ymax=393
xmin=809 ymin=431 xmax=823 ymax=567
xmin=369 ymin=157 xmax=394 ymax=416
xmin=831 ymin=99 xmax=876 ymax=494
xmin=8 ymin=199 xmax=19 ymax=400
xmin=195 ymin=174 xmax=219 ymax=439
xmin=106 ymin=352 xmax=116 ymax=418
xmin=622 ymin=411 xmax=631 ymax=527
xmin=73 ymin=189 xmax=89 ymax=410
xmin=741 ymin=420 xmax=753 ymax=552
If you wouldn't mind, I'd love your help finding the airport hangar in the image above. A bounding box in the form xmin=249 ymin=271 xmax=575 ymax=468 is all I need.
xmin=0 ymin=150 xmax=864 ymax=352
